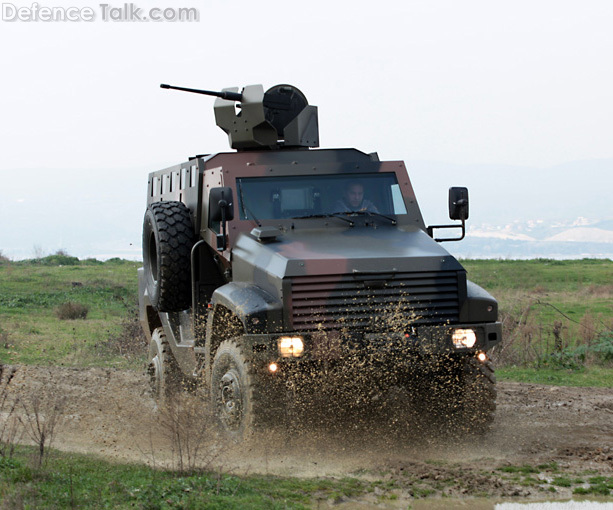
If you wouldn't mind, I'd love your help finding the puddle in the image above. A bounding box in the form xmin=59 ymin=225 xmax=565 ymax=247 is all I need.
xmin=496 ymin=501 xmax=613 ymax=509
xmin=409 ymin=500 xmax=613 ymax=510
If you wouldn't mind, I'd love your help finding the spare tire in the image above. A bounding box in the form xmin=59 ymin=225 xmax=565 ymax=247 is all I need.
xmin=142 ymin=201 xmax=194 ymax=312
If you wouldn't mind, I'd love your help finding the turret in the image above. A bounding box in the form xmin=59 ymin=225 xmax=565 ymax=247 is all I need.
xmin=160 ymin=83 xmax=319 ymax=150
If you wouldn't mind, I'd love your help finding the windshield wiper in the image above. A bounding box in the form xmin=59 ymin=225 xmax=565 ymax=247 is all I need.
xmin=237 ymin=181 xmax=261 ymax=226
xmin=291 ymin=213 xmax=355 ymax=226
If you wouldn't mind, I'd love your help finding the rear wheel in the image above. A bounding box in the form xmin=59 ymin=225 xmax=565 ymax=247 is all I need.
xmin=148 ymin=328 xmax=182 ymax=402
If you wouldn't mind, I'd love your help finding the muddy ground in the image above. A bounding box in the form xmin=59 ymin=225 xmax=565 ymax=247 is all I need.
xmin=1 ymin=364 xmax=612 ymax=506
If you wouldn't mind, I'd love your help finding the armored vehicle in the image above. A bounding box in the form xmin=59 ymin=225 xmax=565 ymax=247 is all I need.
xmin=139 ymin=83 xmax=502 ymax=439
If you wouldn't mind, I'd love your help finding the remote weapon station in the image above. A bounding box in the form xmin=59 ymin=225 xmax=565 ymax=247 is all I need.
xmin=139 ymin=83 xmax=502 ymax=440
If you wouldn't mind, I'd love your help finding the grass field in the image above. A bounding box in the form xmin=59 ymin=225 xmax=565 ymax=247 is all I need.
xmin=0 ymin=255 xmax=143 ymax=368
xmin=0 ymin=256 xmax=611 ymax=384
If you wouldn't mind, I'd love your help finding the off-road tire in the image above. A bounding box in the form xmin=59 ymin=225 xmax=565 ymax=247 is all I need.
xmin=143 ymin=201 xmax=194 ymax=312
xmin=210 ymin=339 xmax=270 ymax=441
xmin=459 ymin=357 xmax=496 ymax=433
xmin=406 ymin=356 xmax=496 ymax=435
xmin=148 ymin=327 xmax=182 ymax=402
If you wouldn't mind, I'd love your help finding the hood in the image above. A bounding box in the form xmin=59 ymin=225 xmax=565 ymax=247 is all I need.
xmin=232 ymin=225 xmax=464 ymax=297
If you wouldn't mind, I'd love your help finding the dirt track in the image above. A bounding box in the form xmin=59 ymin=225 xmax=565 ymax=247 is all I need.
xmin=2 ymin=364 xmax=612 ymax=502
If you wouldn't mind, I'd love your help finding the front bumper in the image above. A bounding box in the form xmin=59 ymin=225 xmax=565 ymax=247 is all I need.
xmin=239 ymin=321 xmax=502 ymax=364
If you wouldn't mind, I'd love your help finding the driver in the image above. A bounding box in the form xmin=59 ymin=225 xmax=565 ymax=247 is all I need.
xmin=333 ymin=182 xmax=378 ymax=213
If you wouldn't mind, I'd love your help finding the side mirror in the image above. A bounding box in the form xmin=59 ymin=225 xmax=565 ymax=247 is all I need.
xmin=209 ymin=187 xmax=235 ymax=222
xmin=449 ymin=187 xmax=469 ymax=221
xmin=209 ymin=187 xmax=234 ymax=251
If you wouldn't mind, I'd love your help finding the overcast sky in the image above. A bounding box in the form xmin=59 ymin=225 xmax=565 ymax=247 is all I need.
xmin=1 ymin=0 xmax=612 ymax=259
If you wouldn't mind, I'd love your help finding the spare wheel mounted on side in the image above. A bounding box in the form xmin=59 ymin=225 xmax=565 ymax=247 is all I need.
xmin=142 ymin=201 xmax=194 ymax=312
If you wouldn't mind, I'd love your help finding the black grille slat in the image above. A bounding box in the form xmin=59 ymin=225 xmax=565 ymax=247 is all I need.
xmin=292 ymin=286 xmax=458 ymax=301
xmin=290 ymin=271 xmax=461 ymax=331
xmin=291 ymin=290 xmax=460 ymax=305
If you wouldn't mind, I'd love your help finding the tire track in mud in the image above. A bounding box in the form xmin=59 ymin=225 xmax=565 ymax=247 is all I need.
xmin=1 ymin=364 xmax=612 ymax=483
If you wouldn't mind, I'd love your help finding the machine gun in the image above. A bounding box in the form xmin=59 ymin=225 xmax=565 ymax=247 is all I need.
xmin=160 ymin=83 xmax=319 ymax=150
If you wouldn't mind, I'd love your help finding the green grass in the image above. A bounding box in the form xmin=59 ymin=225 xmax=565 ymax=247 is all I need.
xmin=498 ymin=366 xmax=613 ymax=387
xmin=463 ymin=259 xmax=613 ymax=330
xmin=0 ymin=446 xmax=369 ymax=509
xmin=2 ymin=445 xmax=612 ymax=506
xmin=461 ymin=258 xmax=613 ymax=291
xmin=493 ymin=462 xmax=613 ymax=496
xmin=462 ymin=259 xmax=613 ymax=378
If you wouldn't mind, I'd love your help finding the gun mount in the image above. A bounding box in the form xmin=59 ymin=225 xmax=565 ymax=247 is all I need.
xmin=161 ymin=83 xmax=319 ymax=151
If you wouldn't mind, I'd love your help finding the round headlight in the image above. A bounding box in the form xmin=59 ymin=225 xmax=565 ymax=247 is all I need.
xmin=278 ymin=336 xmax=304 ymax=357
xmin=452 ymin=328 xmax=477 ymax=349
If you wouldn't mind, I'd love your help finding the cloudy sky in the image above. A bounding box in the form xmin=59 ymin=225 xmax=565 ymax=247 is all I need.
xmin=1 ymin=0 xmax=611 ymax=259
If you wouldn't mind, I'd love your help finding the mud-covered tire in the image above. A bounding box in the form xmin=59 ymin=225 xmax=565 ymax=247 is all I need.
xmin=142 ymin=201 xmax=194 ymax=312
xmin=148 ymin=328 xmax=182 ymax=402
xmin=459 ymin=357 xmax=496 ymax=433
xmin=406 ymin=356 xmax=496 ymax=435
xmin=210 ymin=339 xmax=269 ymax=441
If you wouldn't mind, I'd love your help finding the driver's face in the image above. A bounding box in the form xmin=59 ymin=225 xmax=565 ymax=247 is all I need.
xmin=345 ymin=184 xmax=364 ymax=208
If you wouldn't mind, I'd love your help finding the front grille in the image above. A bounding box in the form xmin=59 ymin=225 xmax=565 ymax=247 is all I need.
xmin=290 ymin=271 xmax=462 ymax=331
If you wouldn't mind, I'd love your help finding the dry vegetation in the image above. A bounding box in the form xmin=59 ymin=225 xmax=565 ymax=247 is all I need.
xmin=55 ymin=302 xmax=89 ymax=320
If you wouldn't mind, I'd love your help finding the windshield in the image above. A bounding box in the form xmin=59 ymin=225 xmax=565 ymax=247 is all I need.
xmin=236 ymin=173 xmax=407 ymax=221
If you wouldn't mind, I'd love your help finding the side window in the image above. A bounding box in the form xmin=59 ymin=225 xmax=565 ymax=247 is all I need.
xmin=391 ymin=184 xmax=407 ymax=214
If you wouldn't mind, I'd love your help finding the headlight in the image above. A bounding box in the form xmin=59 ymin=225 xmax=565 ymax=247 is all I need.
xmin=278 ymin=336 xmax=304 ymax=357
xmin=452 ymin=328 xmax=477 ymax=349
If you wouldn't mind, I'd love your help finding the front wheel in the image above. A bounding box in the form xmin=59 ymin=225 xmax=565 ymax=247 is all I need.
xmin=210 ymin=340 xmax=268 ymax=441
xmin=459 ymin=357 xmax=496 ymax=433
xmin=406 ymin=355 xmax=496 ymax=435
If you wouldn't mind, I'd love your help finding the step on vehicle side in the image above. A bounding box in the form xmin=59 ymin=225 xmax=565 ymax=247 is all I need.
xmin=139 ymin=83 xmax=502 ymax=440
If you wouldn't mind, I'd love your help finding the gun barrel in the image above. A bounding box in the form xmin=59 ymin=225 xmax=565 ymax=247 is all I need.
xmin=160 ymin=84 xmax=242 ymax=101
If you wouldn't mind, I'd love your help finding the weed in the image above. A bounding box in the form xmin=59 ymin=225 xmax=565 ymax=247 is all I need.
xmin=536 ymin=462 xmax=559 ymax=472
xmin=55 ymin=302 xmax=89 ymax=320
xmin=0 ymin=365 xmax=23 ymax=458
xmin=19 ymin=389 xmax=66 ymax=468
xmin=551 ymin=476 xmax=572 ymax=487
xmin=574 ymin=484 xmax=611 ymax=496
xmin=156 ymin=393 xmax=218 ymax=473
xmin=497 ymin=464 xmax=538 ymax=474
xmin=410 ymin=486 xmax=435 ymax=498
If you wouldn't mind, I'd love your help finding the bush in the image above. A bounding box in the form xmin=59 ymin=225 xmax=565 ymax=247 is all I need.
xmin=40 ymin=254 xmax=80 ymax=266
xmin=55 ymin=302 xmax=89 ymax=320
xmin=575 ymin=331 xmax=613 ymax=363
